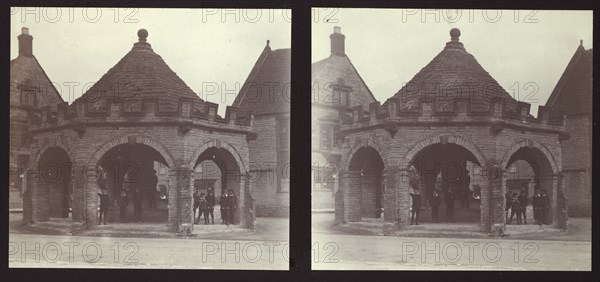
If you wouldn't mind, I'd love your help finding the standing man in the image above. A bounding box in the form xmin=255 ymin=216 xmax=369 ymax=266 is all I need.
xmin=197 ymin=192 xmax=208 ymax=224
xmin=532 ymin=189 xmax=542 ymax=225
xmin=518 ymin=189 xmax=529 ymax=225
xmin=221 ymin=192 xmax=229 ymax=225
xmin=227 ymin=189 xmax=238 ymax=225
xmin=508 ymin=193 xmax=522 ymax=224
xmin=98 ymin=189 xmax=109 ymax=225
xmin=409 ymin=188 xmax=421 ymax=225
xmin=206 ymin=189 xmax=215 ymax=224
xmin=429 ymin=190 xmax=442 ymax=222
xmin=148 ymin=169 xmax=158 ymax=209
xmin=118 ymin=190 xmax=129 ymax=222
xmin=408 ymin=166 xmax=421 ymax=225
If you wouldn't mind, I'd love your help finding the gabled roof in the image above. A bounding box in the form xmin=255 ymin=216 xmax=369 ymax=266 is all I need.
xmin=385 ymin=28 xmax=517 ymax=112
xmin=10 ymin=55 xmax=64 ymax=107
xmin=233 ymin=43 xmax=291 ymax=116
xmin=312 ymin=54 xmax=377 ymax=108
xmin=73 ymin=29 xmax=204 ymax=112
xmin=545 ymin=42 xmax=592 ymax=115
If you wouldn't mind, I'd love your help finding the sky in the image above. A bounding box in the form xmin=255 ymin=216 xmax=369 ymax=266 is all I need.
xmin=312 ymin=9 xmax=593 ymax=116
xmin=11 ymin=8 xmax=291 ymax=115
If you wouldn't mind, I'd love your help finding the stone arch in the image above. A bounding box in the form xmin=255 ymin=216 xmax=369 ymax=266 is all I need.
xmin=30 ymin=135 xmax=74 ymax=171
xmin=344 ymin=137 xmax=386 ymax=171
xmin=88 ymin=134 xmax=177 ymax=169
xmin=500 ymin=139 xmax=559 ymax=174
xmin=500 ymin=139 xmax=561 ymax=227
xmin=187 ymin=140 xmax=248 ymax=174
xmin=401 ymin=135 xmax=488 ymax=169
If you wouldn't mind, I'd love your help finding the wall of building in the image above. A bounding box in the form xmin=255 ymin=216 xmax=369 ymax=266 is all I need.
xmin=561 ymin=114 xmax=592 ymax=216
xmin=248 ymin=115 xmax=289 ymax=217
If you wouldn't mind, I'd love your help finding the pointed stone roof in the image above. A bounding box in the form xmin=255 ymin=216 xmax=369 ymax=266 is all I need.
xmin=233 ymin=41 xmax=290 ymax=116
xmin=386 ymin=28 xmax=517 ymax=112
xmin=312 ymin=27 xmax=377 ymax=108
xmin=10 ymin=28 xmax=63 ymax=108
xmin=545 ymin=41 xmax=592 ymax=115
xmin=74 ymin=29 xmax=204 ymax=112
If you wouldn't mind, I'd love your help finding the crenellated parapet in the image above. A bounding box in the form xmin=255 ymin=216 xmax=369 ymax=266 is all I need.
xmin=340 ymin=97 xmax=566 ymax=134
xmin=28 ymin=97 xmax=254 ymax=132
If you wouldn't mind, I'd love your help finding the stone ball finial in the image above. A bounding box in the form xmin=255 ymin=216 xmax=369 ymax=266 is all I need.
xmin=450 ymin=28 xmax=461 ymax=40
xmin=138 ymin=29 xmax=148 ymax=41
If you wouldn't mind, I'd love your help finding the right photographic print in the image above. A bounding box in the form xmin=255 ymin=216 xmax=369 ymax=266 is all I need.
xmin=311 ymin=8 xmax=592 ymax=270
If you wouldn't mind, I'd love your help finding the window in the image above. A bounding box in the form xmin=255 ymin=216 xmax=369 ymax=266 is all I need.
xmin=19 ymin=83 xmax=37 ymax=107
xmin=320 ymin=125 xmax=332 ymax=150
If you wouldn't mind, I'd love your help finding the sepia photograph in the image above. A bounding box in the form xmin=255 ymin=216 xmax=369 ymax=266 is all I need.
xmin=311 ymin=8 xmax=592 ymax=270
xmin=8 ymin=7 xmax=291 ymax=270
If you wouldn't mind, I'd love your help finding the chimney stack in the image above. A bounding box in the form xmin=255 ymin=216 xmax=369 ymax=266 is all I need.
xmin=330 ymin=26 xmax=345 ymax=56
xmin=18 ymin=27 xmax=33 ymax=57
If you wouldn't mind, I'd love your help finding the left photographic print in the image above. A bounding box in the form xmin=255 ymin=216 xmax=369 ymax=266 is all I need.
xmin=8 ymin=7 xmax=291 ymax=270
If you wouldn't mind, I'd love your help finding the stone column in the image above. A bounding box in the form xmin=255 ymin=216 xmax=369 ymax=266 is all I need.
xmin=334 ymin=170 xmax=345 ymax=225
xmin=397 ymin=168 xmax=411 ymax=229
xmin=70 ymin=163 xmax=87 ymax=223
xmin=382 ymin=166 xmax=401 ymax=234
xmin=243 ymin=173 xmax=255 ymax=229
xmin=27 ymin=169 xmax=48 ymax=222
xmin=169 ymin=167 xmax=194 ymax=233
xmin=341 ymin=170 xmax=361 ymax=222
xmin=82 ymin=164 xmax=100 ymax=227
xmin=482 ymin=163 xmax=505 ymax=234
xmin=554 ymin=174 xmax=568 ymax=229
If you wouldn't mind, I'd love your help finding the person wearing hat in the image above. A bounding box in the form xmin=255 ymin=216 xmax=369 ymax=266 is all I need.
xmin=532 ymin=189 xmax=542 ymax=225
xmin=429 ymin=189 xmax=442 ymax=222
xmin=409 ymin=188 xmax=421 ymax=225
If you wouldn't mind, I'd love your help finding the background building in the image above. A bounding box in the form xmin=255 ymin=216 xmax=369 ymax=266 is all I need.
xmin=311 ymin=27 xmax=377 ymax=210
xmin=545 ymin=41 xmax=593 ymax=217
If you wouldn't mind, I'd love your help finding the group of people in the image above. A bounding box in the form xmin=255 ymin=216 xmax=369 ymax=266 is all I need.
xmin=194 ymin=188 xmax=238 ymax=226
xmin=409 ymin=167 xmax=469 ymax=225
xmin=97 ymin=169 xmax=159 ymax=225
xmin=506 ymin=187 xmax=549 ymax=225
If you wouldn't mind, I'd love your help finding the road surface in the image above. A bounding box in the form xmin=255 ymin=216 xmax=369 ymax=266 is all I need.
xmin=312 ymin=232 xmax=591 ymax=270
xmin=9 ymin=233 xmax=288 ymax=270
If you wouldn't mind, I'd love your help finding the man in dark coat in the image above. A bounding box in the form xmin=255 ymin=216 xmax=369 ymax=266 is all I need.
xmin=220 ymin=192 xmax=228 ymax=224
xmin=518 ymin=190 xmax=529 ymax=225
xmin=429 ymin=190 xmax=442 ymax=222
xmin=118 ymin=190 xmax=129 ymax=222
xmin=227 ymin=189 xmax=238 ymax=225
xmin=206 ymin=189 xmax=216 ymax=224
xmin=532 ymin=190 xmax=542 ymax=225
xmin=98 ymin=189 xmax=109 ymax=225
xmin=508 ymin=193 xmax=522 ymax=224
xmin=410 ymin=189 xmax=421 ymax=225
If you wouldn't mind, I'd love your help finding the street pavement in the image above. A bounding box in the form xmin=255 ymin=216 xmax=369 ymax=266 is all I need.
xmin=9 ymin=233 xmax=289 ymax=270
xmin=8 ymin=212 xmax=289 ymax=270
xmin=312 ymin=213 xmax=592 ymax=271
